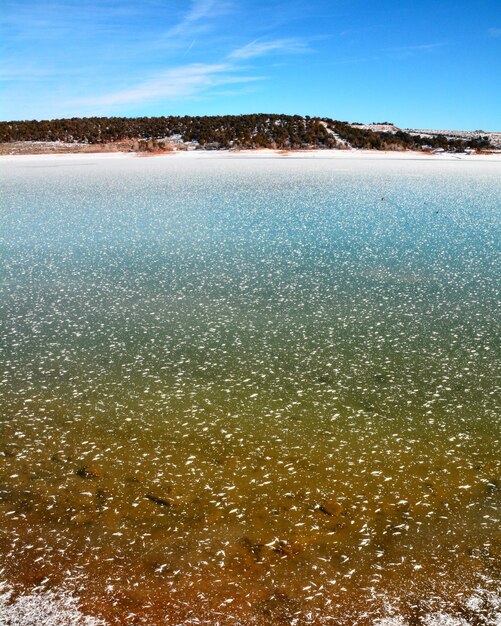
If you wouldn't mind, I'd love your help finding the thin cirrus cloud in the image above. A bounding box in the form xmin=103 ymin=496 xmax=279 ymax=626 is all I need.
xmin=487 ymin=27 xmax=501 ymax=38
xmin=163 ymin=0 xmax=233 ymax=38
xmin=383 ymin=42 xmax=445 ymax=54
xmin=65 ymin=1 xmax=313 ymax=112
xmin=66 ymin=25 xmax=312 ymax=112
xmin=71 ymin=63 xmax=265 ymax=109
xmin=228 ymin=38 xmax=312 ymax=60
xmin=70 ymin=36 xmax=312 ymax=111
xmin=182 ymin=0 xmax=233 ymax=24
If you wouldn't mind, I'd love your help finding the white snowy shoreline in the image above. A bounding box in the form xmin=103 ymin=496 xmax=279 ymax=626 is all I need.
xmin=1 ymin=580 xmax=500 ymax=626
xmin=2 ymin=148 xmax=501 ymax=164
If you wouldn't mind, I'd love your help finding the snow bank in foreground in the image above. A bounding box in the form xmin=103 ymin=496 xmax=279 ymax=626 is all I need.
xmin=1 ymin=581 xmax=500 ymax=625
xmin=374 ymin=587 xmax=501 ymax=626
xmin=0 ymin=583 xmax=105 ymax=626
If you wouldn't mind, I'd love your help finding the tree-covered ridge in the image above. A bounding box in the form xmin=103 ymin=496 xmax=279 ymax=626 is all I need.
xmin=0 ymin=115 xmax=335 ymax=147
xmin=0 ymin=114 xmax=492 ymax=150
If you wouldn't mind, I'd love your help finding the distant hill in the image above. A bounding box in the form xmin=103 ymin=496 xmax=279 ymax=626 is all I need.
xmin=0 ymin=114 xmax=494 ymax=153
xmin=351 ymin=122 xmax=501 ymax=148
xmin=404 ymin=127 xmax=501 ymax=148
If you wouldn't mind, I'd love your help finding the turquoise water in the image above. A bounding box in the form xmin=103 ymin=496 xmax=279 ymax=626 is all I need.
xmin=1 ymin=154 xmax=500 ymax=625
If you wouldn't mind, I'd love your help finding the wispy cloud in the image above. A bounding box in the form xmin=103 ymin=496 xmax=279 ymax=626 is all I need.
xmin=71 ymin=63 xmax=264 ymax=109
xmin=321 ymin=41 xmax=445 ymax=68
xmin=185 ymin=0 xmax=230 ymax=23
xmin=62 ymin=7 xmax=314 ymax=113
xmin=383 ymin=42 xmax=445 ymax=53
xmin=228 ymin=37 xmax=312 ymax=60
xmin=163 ymin=0 xmax=233 ymax=39
xmin=487 ymin=27 xmax=501 ymax=38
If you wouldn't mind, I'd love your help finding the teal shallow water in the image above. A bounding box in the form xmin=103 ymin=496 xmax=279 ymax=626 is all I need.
xmin=1 ymin=154 xmax=500 ymax=625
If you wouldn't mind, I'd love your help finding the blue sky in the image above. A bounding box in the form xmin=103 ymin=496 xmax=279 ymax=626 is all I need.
xmin=1 ymin=0 xmax=500 ymax=128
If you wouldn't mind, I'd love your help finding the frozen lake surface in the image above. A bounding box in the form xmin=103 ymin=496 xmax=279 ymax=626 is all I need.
xmin=1 ymin=153 xmax=500 ymax=625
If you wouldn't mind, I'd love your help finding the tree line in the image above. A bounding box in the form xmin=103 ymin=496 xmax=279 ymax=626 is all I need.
xmin=0 ymin=114 xmax=492 ymax=151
